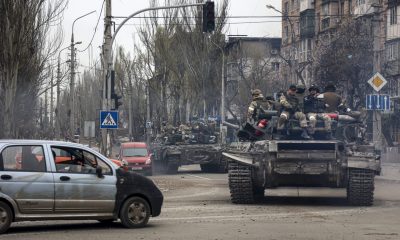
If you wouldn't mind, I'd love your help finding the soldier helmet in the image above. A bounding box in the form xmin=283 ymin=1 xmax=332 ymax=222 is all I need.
xmin=251 ymin=89 xmax=262 ymax=96
xmin=288 ymin=84 xmax=297 ymax=91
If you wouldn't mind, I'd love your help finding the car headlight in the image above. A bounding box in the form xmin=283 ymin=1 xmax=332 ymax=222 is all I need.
xmin=145 ymin=158 xmax=152 ymax=165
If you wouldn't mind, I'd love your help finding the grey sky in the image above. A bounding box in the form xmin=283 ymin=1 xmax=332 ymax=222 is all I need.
xmin=61 ymin=0 xmax=281 ymax=70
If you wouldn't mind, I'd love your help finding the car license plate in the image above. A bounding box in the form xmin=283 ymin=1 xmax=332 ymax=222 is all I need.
xmin=131 ymin=167 xmax=143 ymax=170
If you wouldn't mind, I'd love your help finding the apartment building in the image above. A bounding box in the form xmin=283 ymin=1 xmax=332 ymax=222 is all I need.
xmin=281 ymin=0 xmax=400 ymax=144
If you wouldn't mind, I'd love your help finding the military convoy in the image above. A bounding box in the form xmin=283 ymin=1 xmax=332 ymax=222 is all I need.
xmin=223 ymin=110 xmax=381 ymax=206
xmin=151 ymin=122 xmax=226 ymax=174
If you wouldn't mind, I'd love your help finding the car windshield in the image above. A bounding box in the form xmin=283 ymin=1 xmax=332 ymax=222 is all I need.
xmin=123 ymin=148 xmax=147 ymax=157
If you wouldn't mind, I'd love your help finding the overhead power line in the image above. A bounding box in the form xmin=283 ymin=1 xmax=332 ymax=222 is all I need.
xmin=78 ymin=0 xmax=105 ymax=53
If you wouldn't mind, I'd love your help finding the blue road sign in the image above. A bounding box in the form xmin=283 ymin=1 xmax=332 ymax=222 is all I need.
xmin=366 ymin=94 xmax=390 ymax=111
xmin=100 ymin=111 xmax=119 ymax=129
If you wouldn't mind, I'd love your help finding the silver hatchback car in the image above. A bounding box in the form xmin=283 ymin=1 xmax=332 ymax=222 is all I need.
xmin=0 ymin=140 xmax=163 ymax=234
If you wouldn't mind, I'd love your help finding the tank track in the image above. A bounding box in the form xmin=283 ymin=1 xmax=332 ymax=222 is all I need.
xmin=228 ymin=161 xmax=255 ymax=204
xmin=347 ymin=168 xmax=375 ymax=206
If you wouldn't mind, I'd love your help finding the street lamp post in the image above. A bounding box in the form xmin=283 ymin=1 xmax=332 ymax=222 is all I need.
xmin=210 ymin=38 xmax=226 ymax=144
xmin=56 ymin=46 xmax=70 ymax=140
xmin=70 ymin=11 xmax=95 ymax=139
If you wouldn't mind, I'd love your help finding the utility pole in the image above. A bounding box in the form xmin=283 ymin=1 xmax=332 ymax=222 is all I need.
xmin=50 ymin=71 xmax=54 ymax=137
xmin=146 ymin=83 xmax=151 ymax=146
xmin=56 ymin=56 xmax=61 ymax=140
xmin=102 ymin=0 xmax=113 ymax=156
xmin=70 ymin=35 xmax=76 ymax=139
xmin=372 ymin=9 xmax=383 ymax=151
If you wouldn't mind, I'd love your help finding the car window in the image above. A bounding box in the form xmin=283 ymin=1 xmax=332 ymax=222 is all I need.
xmin=0 ymin=145 xmax=46 ymax=172
xmin=122 ymin=147 xmax=148 ymax=157
xmin=51 ymin=146 xmax=112 ymax=175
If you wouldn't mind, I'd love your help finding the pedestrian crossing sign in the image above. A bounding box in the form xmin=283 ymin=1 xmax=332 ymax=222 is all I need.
xmin=100 ymin=111 xmax=118 ymax=129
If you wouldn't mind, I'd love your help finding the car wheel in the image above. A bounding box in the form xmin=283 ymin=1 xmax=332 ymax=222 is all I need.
xmin=0 ymin=202 xmax=12 ymax=234
xmin=120 ymin=197 xmax=150 ymax=228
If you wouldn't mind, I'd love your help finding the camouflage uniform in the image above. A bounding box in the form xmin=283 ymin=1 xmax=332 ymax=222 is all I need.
xmin=247 ymin=89 xmax=272 ymax=123
xmin=278 ymin=90 xmax=307 ymax=129
xmin=304 ymin=86 xmax=331 ymax=134
xmin=295 ymin=84 xmax=306 ymax=113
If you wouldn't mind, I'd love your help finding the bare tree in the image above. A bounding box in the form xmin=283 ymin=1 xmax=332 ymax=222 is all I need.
xmin=313 ymin=17 xmax=374 ymax=109
xmin=0 ymin=0 xmax=67 ymax=138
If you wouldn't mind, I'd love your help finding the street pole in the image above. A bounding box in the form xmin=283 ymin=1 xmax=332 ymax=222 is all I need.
xmin=70 ymin=10 xmax=95 ymax=140
xmin=210 ymin=38 xmax=226 ymax=144
xmin=101 ymin=0 xmax=112 ymax=156
xmin=70 ymin=38 xmax=75 ymax=139
xmin=372 ymin=11 xmax=383 ymax=151
xmin=50 ymin=71 xmax=54 ymax=136
xmin=56 ymin=46 xmax=69 ymax=140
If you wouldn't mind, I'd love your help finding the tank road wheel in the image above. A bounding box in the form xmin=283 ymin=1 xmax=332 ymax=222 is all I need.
xmin=120 ymin=197 xmax=151 ymax=228
xmin=228 ymin=161 xmax=255 ymax=204
xmin=347 ymin=169 xmax=375 ymax=206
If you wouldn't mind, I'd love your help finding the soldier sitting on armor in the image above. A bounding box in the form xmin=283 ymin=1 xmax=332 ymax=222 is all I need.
xmin=304 ymin=85 xmax=332 ymax=138
xmin=247 ymin=89 xmax=273 ymax=123
xmin=278 ymin=84 xmax=310 ymax=139
xmin=320 ymin=83 xmax=349 ymax=113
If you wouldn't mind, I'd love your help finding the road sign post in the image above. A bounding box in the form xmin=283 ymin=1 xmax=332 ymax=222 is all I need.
xmin=368 ymin=72 xmax=388 ymax=151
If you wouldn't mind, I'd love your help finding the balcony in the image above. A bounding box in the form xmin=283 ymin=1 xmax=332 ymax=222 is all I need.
xmin=300 ymin=0 xmax=314 ymax=12
xmin=300 ymin=9 xmax=315 ymax=38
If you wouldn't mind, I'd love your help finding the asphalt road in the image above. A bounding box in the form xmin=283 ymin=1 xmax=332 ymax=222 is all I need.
xmin=2 ymin=165 xmax=400 ymax=240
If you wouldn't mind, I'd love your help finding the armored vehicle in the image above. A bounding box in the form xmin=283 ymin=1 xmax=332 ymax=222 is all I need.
xmin=224 ymin=111 xmax=380 ymax=206
xmin=151 ymin=124 xmax=226 ymax=174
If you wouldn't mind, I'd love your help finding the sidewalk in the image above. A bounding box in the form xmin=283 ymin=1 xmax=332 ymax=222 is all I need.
xmin=376 ymin=163 xmax=400 ymax=182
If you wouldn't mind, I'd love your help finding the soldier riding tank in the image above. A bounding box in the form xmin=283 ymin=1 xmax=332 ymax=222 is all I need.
xmin=223 ymin=109 xmax=381 ymax=206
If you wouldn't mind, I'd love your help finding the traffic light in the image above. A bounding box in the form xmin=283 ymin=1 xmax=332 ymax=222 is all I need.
xmin=112 ymin=93 xmax=123 ymax=110
xmin=203 ymin=1 xmax=215 ymax=33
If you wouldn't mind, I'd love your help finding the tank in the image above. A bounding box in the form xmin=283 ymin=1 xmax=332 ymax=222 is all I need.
xmin=151 ymin=123 xmax=226 ymax=174
xmin=223 ymin=110 xmax=381 ymax=206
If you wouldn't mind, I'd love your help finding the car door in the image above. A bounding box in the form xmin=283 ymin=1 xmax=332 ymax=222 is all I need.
xmin=50 ymin=145 xmax=117 ymax=214
xmin=0 ymin=144 xmax=54 ymax=214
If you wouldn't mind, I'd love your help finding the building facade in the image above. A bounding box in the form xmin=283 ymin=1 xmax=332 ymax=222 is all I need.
xmin=281 ymin=0 xmax=400 ymax=144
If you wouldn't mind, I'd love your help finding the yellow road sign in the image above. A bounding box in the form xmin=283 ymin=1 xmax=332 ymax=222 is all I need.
xmin=368 ymin=72 xmax=387 ymax=92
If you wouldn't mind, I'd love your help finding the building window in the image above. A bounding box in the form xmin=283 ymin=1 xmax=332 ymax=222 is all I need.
xmin=272 ymin=62 xmax=280 ymax=71
xmin=390 ymin=7 xmax=397 ymax=25
xmin=284 ymin=2 xmax=289 ymax=14
xmin=322 ymin=4 xmax=329 ymax=16
xmin=322 ymin=18 xmax=330 ymax=29
xmin=356 ymin=0 xmax=365 ymax=5
xmin=387 ymin=42 xmax=399 ymax=61
xmin=284 ymin=26 xmax=289 ymax=40
xmin=299 ymin=38 xmax=312 ymax=62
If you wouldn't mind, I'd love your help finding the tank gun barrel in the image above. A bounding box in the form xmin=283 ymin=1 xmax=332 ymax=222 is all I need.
xmin=223 ymin=121 xmax=240 ymax=129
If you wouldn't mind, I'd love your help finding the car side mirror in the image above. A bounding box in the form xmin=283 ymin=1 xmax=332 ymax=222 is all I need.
xmin=96 ymin=166 xmax=104 ymax=178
